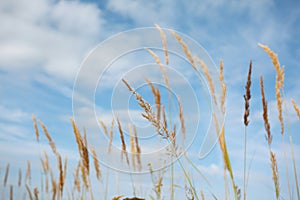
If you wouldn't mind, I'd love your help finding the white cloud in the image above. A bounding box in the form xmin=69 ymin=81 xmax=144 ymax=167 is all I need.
xmin=0 ymin=0 xmax=105 ymax=82
xmin=0 ymin=105 xmax=30 ymax=123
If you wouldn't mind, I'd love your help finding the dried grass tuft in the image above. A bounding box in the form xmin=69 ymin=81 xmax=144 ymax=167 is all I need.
xmin=91 ymin=147 xmax=102 ymax=180
xmin=18 ymin=168 xmax=22 ymax=187
xmin=108 ymin=119 xmax=115 ymax=153
xmin=244 ymin=60 xmax=252 ymax=126
xmin=270 ymin=151 xmax=280 ymax=199
xmin=154 ymin=23 xmax=169 ymax=65
xmin=260 ymin=76 xmax=272 ymax=146
xmin=292 ymin=99 xmax=300 ymax=119
xmin=99 ymin=120 xmax=109 ymax=135
xmin=25 ymin=160 xmax=31 ymax=185
xmin=34 ymin=187 xmax=39 ymax=200
xmin=3 ymin=163 xmax=10 ymax=186
xmin=178 ymin=97 xmax=186 ymax=139
xmin=146 ymin=48 xmax=171 ymax=90
xmin=195 ymin=57 xmax=217 ymax=106
xmin=170 ymin=30 xmax=198 ymax=71
xmin=25 ymin=185 xmax=34 ymax=200
xmin=40 ymin=121 xmax=57 ymax=155
xmin=219 ymin=60 xmax=227 ymax=114
xmin=258 ymin=43 xmax=284 ymax=135
xmin=117 ymin=119 xmax=130 ymax=165
xmin=32 ymin=114 xmax=39 ymax=142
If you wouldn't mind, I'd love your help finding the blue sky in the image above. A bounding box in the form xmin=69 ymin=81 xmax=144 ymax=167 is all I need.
xmin=1 ymin=0 xmax=300 ymax=199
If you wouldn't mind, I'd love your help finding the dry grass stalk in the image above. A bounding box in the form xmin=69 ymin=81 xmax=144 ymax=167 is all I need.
xmin=260 ymin=76 xmax=272 ymax=146
xmin=99 ymin=120 xmax=109 ymax=135
xmin=123 ymin=79 xmax=169 ymax=138
xmin=292 ymin=99 xmax=300 ymax=119
xmin=25 ymin=160 xmax=31 ymax=185
xmin=108 ymin=119 xmax=115 ymax=153
xmin=10 ymin=185 xmax=13 ymax=200
xmin=195 ymin=57 xmax=218 ymax=106
xmin=170 ymin=124 xmax=177 ymax=148
xmin=91 ymin=147 xmax=102 ymax=180
xmin=145 ymin=78 xmax=161 ymax=124
xmin=154 ymin=23 xmax=169 ymax=65
xmin=258 ymin=43 xmax=284 ymax=135
xmin=25 ymin=184 xmax=34 ymax=200
xmin=270 ymin=151 xmax=280 ymax=199
xmin=4 ymin=163 xmax=10 ymax=186
xmin=32 ymin=114 xmax=39 ymax=142
xmin=18 ymin=168 xmax=22 ymax=187
xmin=170 ymin=30 xmax=198 ymax=71
xmin=71 ymin=119 xmax=83 ymax=154
xmin=57 ymin=154 xmax=64 ymax=197
xmin=178 ymin=97 xmax=186 ymax=139
xmin=219 ymin=60 xmax=227 ymax=114
xmin=70 ymin=119 xmax=89 ymax=176
xmin=34 ymin=187 xmax=39 ymax=200
xmin=133 ymin=125 xmax=142 ymax=171
xmin=200 ymin=189 xmax=205 ymax=200
xmin=74 ymin=161 xmax=81 ymax=193
xmin=129 ymin=125 xmax=137 ymax=171
xmin=244 ymin=60 xmax=252 ymax=126
xmin=49 ymin=170 xmax=56 ymax=200
xmin=63 ymin=157 xmax=67 ymax=182
xmin=117 ymin=119 xmax=130 ymax=165
xmin=80 ymin=161 xmax=89 ymax=189
xmin=213 ymin=114 xmax=239 ymax=199
xmin=146 ymin=48 xmax=171 ymax=91
xmin=44 ymin=151 xmax=49 ymax=172
xmin=40 ymin=156 xmax=47 ymax=174
xmin=39 ymin=121 xmax=57 ymax=155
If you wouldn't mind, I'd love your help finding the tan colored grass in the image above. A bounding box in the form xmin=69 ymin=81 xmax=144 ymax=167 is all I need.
xmin=270 ymin=151 xmax=280 ymax=199
xmin=3 ymin=163 xmax=10 ymax=186
xmin=50 ymin=170 xmax=57 ymax=200
xmin=292 ymin=99 xmax=300 ymax=119
xmin=32 ymin=114 xmax=39 ymax=142
xmin=195 ymin=57 xmax=217 ymax=106
xmin=200 ymin=189 xmax=205 ymax=200
xmin=177 ymin=97 xmax=186 ymax=139
xmin=74 ymin=161 xmax=81 ymax=193
xmin=18 ymin=168 xmax=22 ymax=187
xmin=9 ymin=185 xmax=13 ymax=200
xmin=39 ymin=121 xmax=57 ymax=155
xmin=244 ymin=60 xmax=252 ymax=126
xmin=25 ymin=184 xmax=33 ymax=200
xmin=213 ymin=114 xmax=240 ymax=199
xmin=91 ymin=147 xmax=102 ymax=180
xmin=99 ymin=120 xmax=109 ymax=135
xmin=146 ymin=48 xmax=171 ymax=91
xmin=123 ymin=79 xmax=169 ymax=138
xmin=57 ymin=154 xmax=64 ymax=197
xmin=133 ymin=125 xmax=142 ymax=171
xmin=154 ymin=23 xmax=169 ymax=65
xmin=117 ymin=119 xmax=129 ymax=165
xmin=258 ymin=43 xmax=284 ymax=135
xmin=70 ymin=119 xmax=89 ymax=176
xmin=25 ymin=160 xmax=31 ymax=185
xmin=80 ymin=160 xmax=89 ymax=189
xmin=260 ymin=76 xmax=272 ymax=146
xmin=108 ymin=119 xmax=115 ymax=153
xmin=63 ymin=157 xmax=67 ymax=183
xmin=219 ymin=60 xmax=227 ymax=114
xmin=170 ymin=30 xmax=198 ymax=71
xmin=34 ymin=187 xmax=39 ymax=200
xmin=129 ymin=125 xmax=136 ymax=171
xmin=145 ymin=78 xmax=161 ymax=123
